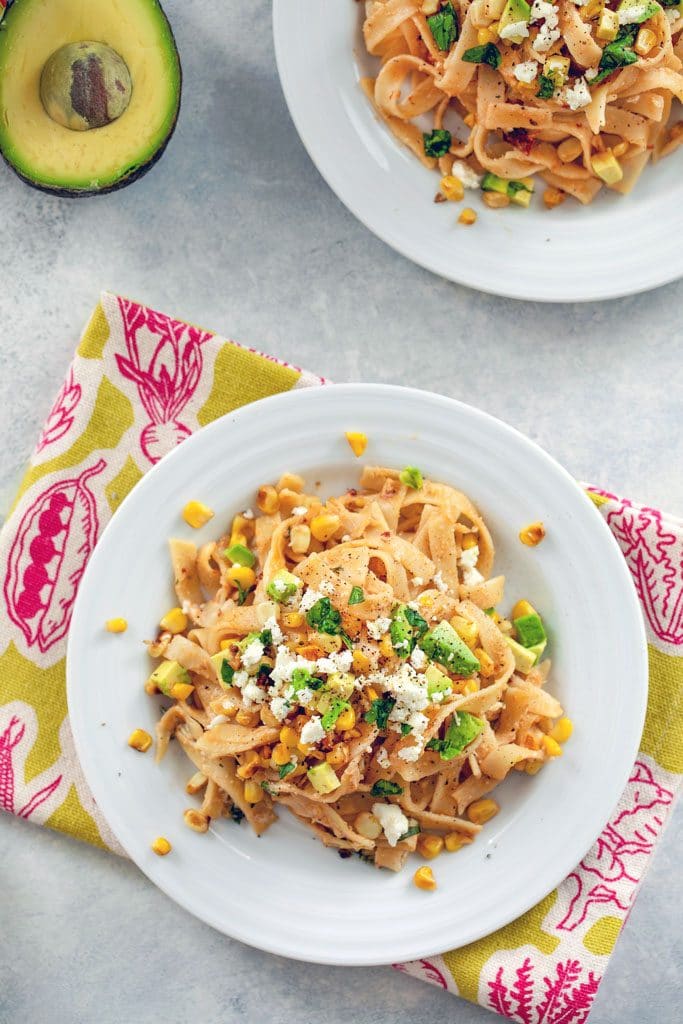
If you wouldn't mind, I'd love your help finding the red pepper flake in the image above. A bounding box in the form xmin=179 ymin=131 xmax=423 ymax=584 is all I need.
xmin=504 ymin=128 xmax=537 ymax=156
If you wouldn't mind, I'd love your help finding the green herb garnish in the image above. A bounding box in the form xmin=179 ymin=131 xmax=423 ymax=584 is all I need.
xmin=398 ymin=825 xmax=421 ymax=841
xmin=426 ymin=712 xmax=484 ymax=761
xmin=348 ymin=586 xmax=365 ymax=606
xmin=400 ymin=723 xmax=413 ymax=736
xmin=291 ymin=667 xmax=324 ymax=693
xmin=399 ymin=466 xmax=424 ymax=490
xmin=592 ymin=26 xmax=638 ymax=84
xmin=462 ymin=43 xmax=501 ymax=69
xmin=536 ymin=74 xmax=556 ymax=99
xmin=405 ymin=606 xmax=428 ymax=637
xmin=306 ymin=597 xmax=343 ymax=635
xmin=364 ymin=695 xmax=396 ymax=730
xmin=427 ymin=2 xmax=459 ymax=51
xmin=423 ymin=129 xmax=452 ymax=158
xmin=220 ymin=661 xmax=234 ymax=687
xmin=278 ymin=762 xmax=296 ymax=779
xmin=321 ymin=698 xmax=351 ymax=731
xmin=235 ymin=581 xmax=253 ymax=606
xmin=259 ymin=628 xmax=273 ymax=649
xmin=370 ymin=779 xmax=404 ymax=797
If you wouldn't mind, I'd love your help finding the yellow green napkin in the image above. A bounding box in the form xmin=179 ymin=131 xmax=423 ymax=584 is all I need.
xmin=1 ymin=293 xmax=680 ymax=1021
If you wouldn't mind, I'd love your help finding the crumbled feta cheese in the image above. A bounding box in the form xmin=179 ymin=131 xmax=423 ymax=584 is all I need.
xmin=562 ymin=77 xmax=591 ymax=111
xmin=499 ymin=20 xmax=530 ymax=39
xmin=242 ymin=679 xmax=267 ymax=706
xmin=270 ymin=696 xmax=291 ymax=721
xmin=372 ymin=802 xmax=410 ymax=847
xmin=367 ymin=616 xmax=391 ymax=640
xmin=514 ymin=60 xmax=539 ymax=83
xmin=208 ymin=714 xmax=229 ymax=729
xmin=432 ymin=570 xmax=448 ymax=593
xmin=233 ymin=670 xmax=249 ymax=689
xmin=666 ymin=8 xmax=680 ymax=21
xmin=319 ymin=579 xmax=335 ymax=596
xmin=299 ymin=587 xmax=324 ymax=613
xmin=530 ymin=0 xmax=560 ymax=52
xmin=618 ymin=1 xmax=650 ymax=22
xmin=269 ymin=644 xmax=313 ymax=687
xmin=398 ymin=744 xmax=422 ymax=763
xmin=341 ymin=534 xmax=351 ymax=543
xmin=409 ymin=711 xmax=429 ymax=735
xmin=297 ymin=687 xmax=314 ymax=707
xmin=585 ymin=67 xmax=599 ymax=81
xmin=376 ymin=747 xmax=390 ymax=769
xmin=241 ymin=639 xmax=265 ymax=669
xmin=292 ymin=505 xmax=308 ymax=516
xmin=572 ymin=0 xmax=589 ymax=5
xmin=534 ymin=21 xmax=561 ymax=50
xmin=412 ymin=576 xmax=424 ymax=587
xmin=316 ymin=649 xmax=354 ymax=675
xmin=242 ymin=508 xmax=254 ymax=520
xmin=271 ymin=578 xmax=287 ymax=594
xmin=452 ymin=160 xmax=482 ymax=189
xmin=458 ymin=544 xmax=484 ymax=587
xmin=263 ymin=616 xmax=283 ymax=645
xmin=410 ymin=646 xmax=427 ymax=670
xmin=300 ymin=715 xmax=325 ymax=745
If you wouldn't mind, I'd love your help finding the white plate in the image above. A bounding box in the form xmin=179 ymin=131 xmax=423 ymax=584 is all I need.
xmin=67 ymin=385 xmax=647 ymax=965
xmin=272 ymin=1 xmax=683 ymax=302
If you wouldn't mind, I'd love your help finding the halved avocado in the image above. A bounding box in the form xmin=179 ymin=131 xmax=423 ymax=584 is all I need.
xmin=0 ymin=0 xmax=181 ymax=195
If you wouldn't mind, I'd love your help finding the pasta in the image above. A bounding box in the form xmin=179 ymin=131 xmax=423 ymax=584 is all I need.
xmin=148 ymin=465 xmax=569 ymax=881
xmin=359 ymin=0 xmax=683 ymax=208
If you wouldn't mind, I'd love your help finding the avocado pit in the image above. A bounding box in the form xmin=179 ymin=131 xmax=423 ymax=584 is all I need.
xmin=40 ymin=41 xmax=132 ymax=131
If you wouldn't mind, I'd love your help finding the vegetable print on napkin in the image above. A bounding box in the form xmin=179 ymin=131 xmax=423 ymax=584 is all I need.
xmin=0 ymin=293 xmax=680 ymax=1022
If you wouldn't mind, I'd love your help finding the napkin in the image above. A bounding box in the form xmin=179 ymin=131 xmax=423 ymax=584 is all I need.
xmin=1 ymin=293 xmax=680 ymax=1022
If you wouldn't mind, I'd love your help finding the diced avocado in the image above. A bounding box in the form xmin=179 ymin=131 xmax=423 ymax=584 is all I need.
xmin=513 ymin=612 xmax=547 ymax=649
xmin=596 ymin=8 xmax=619 ymax=40
xmin=617 ymin=0 xmax=659 ymax=23
xmin=326 ymin=672 xmax=356 ymax=700
xmin=591 ymin=150 xmax=623 ymax=185
xmin=505 ymin=637 xmax=537 ymax=674
xmin=266 ymin=569 xmax=300 ymax=603
xmin=499 ymin=0 xmax=531 ymax=42
xmin=321 ymin=698 xmax=350 ymax=731
xmin=420 ymin=621 xmax=481 ymax=677
xmin=224 ymin=543 xmax=255 ymax=568
xmin=210 ymin=651 xmax=235 ymax=689
xmin=148 ymin=660 xmax=190 ymax=697
xmin=426 ymin=712 xmax=484 ymax=760
xmin=482 ymin=172 xmax=533 ymax=207
xmin=528 ymin=640 xmax=547 ymax=664
xmin=425 ymin=664 xmax=453 ymax=699
xmin=481 ymin=172 xmax=509 ymax=196
xmin=390 ymin=604 xmax=414 ymax=658
xmin=307 ymin=762 xmax=341 ymax=794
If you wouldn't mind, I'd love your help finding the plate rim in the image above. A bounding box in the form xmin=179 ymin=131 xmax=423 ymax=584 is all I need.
xmin=67 ymin=383 xmax=649 ymax=964
xmin=271 ymin=0 xmax=682 ymax=303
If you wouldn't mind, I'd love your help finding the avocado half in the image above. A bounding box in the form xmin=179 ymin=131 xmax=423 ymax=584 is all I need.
xmin=0 ymin=0 xmax=181 ymax=196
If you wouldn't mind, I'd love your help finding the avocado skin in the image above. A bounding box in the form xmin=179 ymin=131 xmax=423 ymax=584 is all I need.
xmin=0 ymin=0 xmax=182 ymax=197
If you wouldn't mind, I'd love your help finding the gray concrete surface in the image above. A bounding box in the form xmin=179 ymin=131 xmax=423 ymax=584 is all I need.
xmin=0 ymin=1 xmax=681 ymax=1022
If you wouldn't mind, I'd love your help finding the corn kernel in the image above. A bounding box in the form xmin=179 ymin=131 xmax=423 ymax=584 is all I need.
xmin=289 ymin=524 xmax=311 ymax=555
xmin=466 ymin=798 xmax=499 ymax=825
xmin=463 ymin=112 xmax=475 ymax=128
xmin=335 ymin=707 xmax=356 ymax=732
xmin=474 ymin=647 xmax=495 ymax=677
xmin=283 ymin=610 xmax=305 ymax=628
xmin=519 ymin=521 xmax=546 ymax=546
xmin=105 ymin=618 xmax=127 ymax=633
xmin=243 ymin=780 xmax=264 ymax=804
xmin=159 ymin=607 xmax=188 ymax=634
xmin=183 ymin=808 xmax=209 ymax=833
xmin=612 ymin=141 xmax=629 ymax=158
xmin=272 ymin=742 xmax=291 ymax=766
xmin=313 ymin=632 xmax=343 ymax=654
xmin=151 ymin=836 xmax=171 ymax=856
xmin=462 ymin=533 xmax=478 ymax=550
xmin=459 ymin=207 xmax=477 ymax=225
xmin=280 ymin=725 xmax=299 ymax=748
xmin=354 ymin=811 xmax=383 ymax=839
xmin=549 ymin=717 xmax=574 ymax=744
xmin=477 ymin=27 xmax=497 ymax=45
xmin=186 ymin=771 xmax=207 ymax=795
xmin=483 ymin=191 xmax=510 ymax=209
xmin=231 ymin=514 xmax=255 ymax=541
xmin=462 ymin=679 xmax=480 ymax=695
xmin=379 ymin=635 xmax=395 ymax=659
xmin=365 ymin=685 xmax=379 ymax=702
xmin=326 ymin=742 xmax=350 ymax=767
xmin=440 ymin=174 xmax=465 ymax=202
xmin=277 ymin=472 xmax=305 ymax=493
xmin=353 ymin=650 xmax=371 ymax=674
xmin=310 ymin=513 xmax=342 ymax=542
xmin=127 ymin=728 xmax=152 ymax=753
xmin=557 ymin=137 xmax=583 ymax=163
xmin=226 ymin=565 xmax=256 ymax=590
xmin=170 ymin=682 xmax=194 ymax=701
xmin=445 ymin=832 xmax=471 ymax=853
xmin=543 ymin=187 xmax=566 ymax=209
xmin=182 ymin=500 xmax=214 ymax=529
xmin=236 ymin=750 xmax=261 ymax=779
xmin=256 ymin=485 xmax=279 ymax=515
xmin=450 ymin=615 xmax=478 ymax=649
xmin=542 ymin=735 xmax=563 ymax=758
xmin=417 ymin=833 xmax=444 ymax=859
xmin=418 ymin=593 xmax=434 ymax=608
xmin=345 ymin=431 xmax=368 ymax=457
xmin=236 ymin=709 xmax=260 ymax=727
xmin=413 ymin=866 xmax=437 ymax=891
xmin=511 ymin=599 xmax=536 ymax=620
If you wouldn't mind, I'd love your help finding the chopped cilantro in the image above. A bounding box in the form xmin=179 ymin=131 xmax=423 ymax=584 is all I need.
xmin=508 ymin=180 xmax=531 ymax=196
xmin=259 ymin=628 xmax=273 ymax=649
xmin=321 ymin=698 xmax=350 ymax=731
xmin=427 ymin=2 xmax=459 ymax=51
xmin=364 ymin=695 xmax=396 ymax=730
xmin=278 ymin=762 xmax=296 ymax=779
xmin=235 ymin=581 xmax=253 ymax=606
xmin=370 ymin=779 xmax=404 ymax=797
xmin=220 ymin=661 xmax=234 ymax=687
xmin=426 ymin=712 xmax=484 ymax=761
xmin=423 ymin=129 xmax=452 ymax=158
xmin=400 ymin=723 xmax=413 ymax=736
xmin=399 ymin=466 xmax=424 ymax=490
xmin=348 ymin=586 xmax=365 ymax=606
xmin=398 ymin=825 xmax=421 ymax=841
xmin=306 ymin=597 xmax=343 ymax=635
xmin=340 ymin=630 xmax=354 ymax=650
xmin=404 ymin=606 xmax=428 ymax=637
xmin=462 ymin=43 xmax=501 ymax=70
xmin=536 ymin=74 xmax=556 ymax=100
xmin=229 ymin=804 xmax=245 ymax=823
xmin=592 ymin=26 xmax=638 ymax=84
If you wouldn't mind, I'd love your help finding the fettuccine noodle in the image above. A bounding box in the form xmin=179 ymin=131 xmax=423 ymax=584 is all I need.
xmin=148 ymin=467 xmax=567 ymax=878
xmin=360 ymin=0 xmax=683 ymax=207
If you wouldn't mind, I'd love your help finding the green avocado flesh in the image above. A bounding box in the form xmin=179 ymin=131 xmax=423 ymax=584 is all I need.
xmin=0 ymin=0 xmax=181 ymax=195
